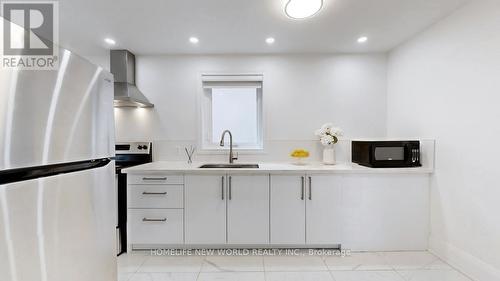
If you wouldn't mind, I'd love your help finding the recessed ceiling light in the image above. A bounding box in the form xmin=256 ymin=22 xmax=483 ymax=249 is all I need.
xmin=189 ymin=37 xmax=199 ymax=44
xmin=265 ymin=37 xmax=275 ymax=44
xmin=357 ymin=36 xmax=368 ymax=43
xmin=104 ymin=38 xmax=116 ymax=45
xmin=285 ymin=0 xmax=323 ymax=19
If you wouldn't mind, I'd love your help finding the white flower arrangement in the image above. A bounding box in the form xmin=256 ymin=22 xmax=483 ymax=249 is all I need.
xmin=315 ymin=123 xmax=343 ymax=146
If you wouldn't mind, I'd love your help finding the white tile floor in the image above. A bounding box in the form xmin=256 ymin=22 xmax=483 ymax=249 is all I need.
xmin=118 ymin=251 xmax=473 ymax=281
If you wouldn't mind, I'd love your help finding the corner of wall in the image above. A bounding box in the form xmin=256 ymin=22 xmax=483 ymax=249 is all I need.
xmin=429 ymin=236 xmax=500 ymax=281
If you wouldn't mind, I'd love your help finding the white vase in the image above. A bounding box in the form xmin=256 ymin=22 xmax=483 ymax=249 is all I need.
xmin=322 ymin=147 xmax=335 ymax=165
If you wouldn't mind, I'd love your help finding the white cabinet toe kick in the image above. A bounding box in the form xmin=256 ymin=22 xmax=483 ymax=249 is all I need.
xmin=127 ymin=173 xmax=429 ymax=251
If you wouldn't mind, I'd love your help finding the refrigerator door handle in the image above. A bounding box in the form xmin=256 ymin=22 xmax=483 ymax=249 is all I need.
xmin=0 ymin=158 xmax=111 ymax=185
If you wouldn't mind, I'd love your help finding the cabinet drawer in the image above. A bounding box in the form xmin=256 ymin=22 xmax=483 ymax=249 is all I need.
xmin=128 ymin=209 xmax=183 ymax=244
xmin=128 ymin=174 xmax=184 ymax=185
xmin=128 ymin=185 xmax=183 ymax=209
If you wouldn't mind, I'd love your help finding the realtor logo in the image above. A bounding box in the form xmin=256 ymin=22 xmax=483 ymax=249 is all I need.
xmin=1 ymin=1 xmax=59 ymax=69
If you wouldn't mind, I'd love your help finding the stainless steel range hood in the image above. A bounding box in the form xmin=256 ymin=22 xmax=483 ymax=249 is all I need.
xmin=110 ymin=50 xmax=154 ymax=108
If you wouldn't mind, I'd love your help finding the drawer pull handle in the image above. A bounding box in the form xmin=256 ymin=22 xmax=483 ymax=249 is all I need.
xmin=228 ymin=176 xmax=232 ymax=200
xmin=308 ymin=176 xmax=312 ymax=200
xmin=142 ymin=177 xmax=167 ymax=181
xmin=221 ymin=176 xmax=225 ymax=200
xmin=301 ymin=176 xmax=305 ymax=200
xmin=142 ymin=218 xmax=167 ymax=222
xmin=142 ymin=192 xmax=167 ymax=195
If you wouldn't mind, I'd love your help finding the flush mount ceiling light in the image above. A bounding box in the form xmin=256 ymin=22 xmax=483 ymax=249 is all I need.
xmin=104 ymin=38 xmax=116 ymax=45
xmin=285 ymin=0 xmax=323 ymax=19
xmin=189 ymin=37 xmax=199 ymax=44
xmin=357 ymin=36 xmax=368 ymax=43
xmin=265 ymin=37 xmax=275 ymax=44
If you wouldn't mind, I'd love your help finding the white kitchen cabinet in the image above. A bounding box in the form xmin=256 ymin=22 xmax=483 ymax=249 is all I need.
xmin=340 ymin=174 xmax=429 ymax=251
xmin=185 ymin=174 xmax=270 ymax=245
xmin=270 ymin=175 xmax=306 ymax=244
xmin=128 ymin=209 xmax=183 ymax=245
xmin=127 ymin=168 xmax=430 ymax=250
xmin=128 ymin=184 xmax=184 ymax=209
xmin=127 ymin=173 xmax=185 ymax=250
xmin=270 ymin=174 xmax=342 ymax=246
xmin=185 ymin=175 xmax=226 ymax=244
xmin=227 ymin=175 xmax=270 ymax=244
xmin=305 ymin=174 xmax=342 ymax=245
xmin=128 ymin=174 xmax=183 ymax=185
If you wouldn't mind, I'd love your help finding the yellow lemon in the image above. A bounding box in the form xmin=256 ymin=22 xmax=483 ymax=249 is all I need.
xmin=291 ymin=149 xmax=310 ymax=158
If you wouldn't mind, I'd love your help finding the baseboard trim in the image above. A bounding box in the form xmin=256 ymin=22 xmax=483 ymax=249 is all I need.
xmin=429 ymin=236 xmax=500 ymax=281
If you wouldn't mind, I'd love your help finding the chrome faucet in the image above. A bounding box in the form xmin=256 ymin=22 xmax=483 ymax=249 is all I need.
xmin=219 ymin=130 xmax=238 ymax=164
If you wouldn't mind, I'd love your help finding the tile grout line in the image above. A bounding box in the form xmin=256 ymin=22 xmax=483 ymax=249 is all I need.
xmin=381 ymin=251 xmax=471 ymax=281
xmin=322 ymin=254 xmax=338 ymax=281
xmin=263 ymin=254 xmax=268 ymax=281
xmin=427 ymin=250 xmax=474 ymax=279
xmin=393 ymin=269 xmax=409 ymax=281
xmin=135 ymin=253 xmax=150 ymax=274
xmin=120 ymin=253 xmax=150 ymax=281
xmin=121 ymin=251 xmax=473 ymax=281
xmin=378 ymin=252 xmax=408 ymax=281
xmin=195 ymin=255 xmax=205 ymax=281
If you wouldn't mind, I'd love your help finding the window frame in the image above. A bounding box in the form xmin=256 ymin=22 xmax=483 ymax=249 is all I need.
xmin=198 ymin=74 xmax=264 ymax=152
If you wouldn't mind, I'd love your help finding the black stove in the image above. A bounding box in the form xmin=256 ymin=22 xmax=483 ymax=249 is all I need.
xmin=115 ymin=142 xmax=152 ymax=255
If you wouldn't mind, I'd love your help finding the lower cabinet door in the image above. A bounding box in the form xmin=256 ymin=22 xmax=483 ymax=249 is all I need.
xmin=270 ymin=175 xmax=306 ymax=244
xmin=128 ymin=209 xmax=183 ymax=244
xmin=185 ymin=175 xmax=226 ymax=244
xmin=340 ymin=174 xmax=430 ymax=251
xmin=227 ymin=175 xmax=269 ymax=244
xmin=305 ymin=174 xmax=342 ymax=245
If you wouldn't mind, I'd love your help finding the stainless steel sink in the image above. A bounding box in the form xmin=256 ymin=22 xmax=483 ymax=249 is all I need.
xmin=199 ymin=163 xmax=259 ymax=169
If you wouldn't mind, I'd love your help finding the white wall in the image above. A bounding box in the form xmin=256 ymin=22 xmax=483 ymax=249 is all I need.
xmin=84 ymin=53 xmax=110 ymax=72
xmin=115 ymin=54 xmax=387 ymax=162
xmin=387 ymin=1 xmax=500 ymax=280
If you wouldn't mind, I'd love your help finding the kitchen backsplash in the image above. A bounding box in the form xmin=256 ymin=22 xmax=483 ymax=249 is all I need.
xmin=152 ymin=139 xmax=350 ymax=163
xmin=148 ymin=139 xmax=435 ymax=169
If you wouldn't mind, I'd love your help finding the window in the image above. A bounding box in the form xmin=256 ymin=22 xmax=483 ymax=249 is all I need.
xmin=201 ymin=74 xmax=263 ymax=150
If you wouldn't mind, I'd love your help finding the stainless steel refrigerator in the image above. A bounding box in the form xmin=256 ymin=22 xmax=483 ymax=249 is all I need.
xmin=0 ymin=47 xmax=117 ymax=280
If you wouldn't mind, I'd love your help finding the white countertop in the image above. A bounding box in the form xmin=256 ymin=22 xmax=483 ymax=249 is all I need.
xmin=121 ymin=161 xmax=433 ymax=174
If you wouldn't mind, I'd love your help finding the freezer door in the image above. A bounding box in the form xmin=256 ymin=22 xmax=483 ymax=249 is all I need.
xmin=0 ymin=48 xmax=115 ymax=170
xmin=0 ymin=161 xmax=116 ymax=281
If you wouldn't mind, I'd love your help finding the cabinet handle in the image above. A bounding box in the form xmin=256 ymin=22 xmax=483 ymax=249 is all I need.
xmin=228 ymin=176 xmax=232 ymax=200
xmin=221 ymin=176 xmax=225 ymax=200
xmin=308 ymin=176 xmax=312 ymax=200
xmin=301 ymin=176 xmax=305 ymax=200
xmin=142 ymin=191 xmax=167 ymax=195
xmin=142 ymin=177 xmax=167 ymax=181
xmin=142 ymin=218 xmax=167 ymax=222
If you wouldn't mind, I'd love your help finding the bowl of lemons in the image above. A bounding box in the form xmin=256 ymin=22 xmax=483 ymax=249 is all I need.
xmin=290 ymin=149 xmax=310 ymax=165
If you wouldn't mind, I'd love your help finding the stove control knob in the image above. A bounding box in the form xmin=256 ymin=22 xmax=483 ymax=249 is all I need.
xmin=137 ymin=145 xmax=142 ymax=150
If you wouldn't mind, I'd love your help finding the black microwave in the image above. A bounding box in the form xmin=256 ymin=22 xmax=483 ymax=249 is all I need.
xmin=352 ymin=140 xmax=421 ymax=168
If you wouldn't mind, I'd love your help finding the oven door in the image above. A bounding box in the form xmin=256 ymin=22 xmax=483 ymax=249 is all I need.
xmin=370 ymin=142 xmax=417 ymax=167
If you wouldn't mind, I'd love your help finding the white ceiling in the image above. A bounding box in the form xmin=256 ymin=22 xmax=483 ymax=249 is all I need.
xmin=57 ymin=0 xmax=469 ymax=56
